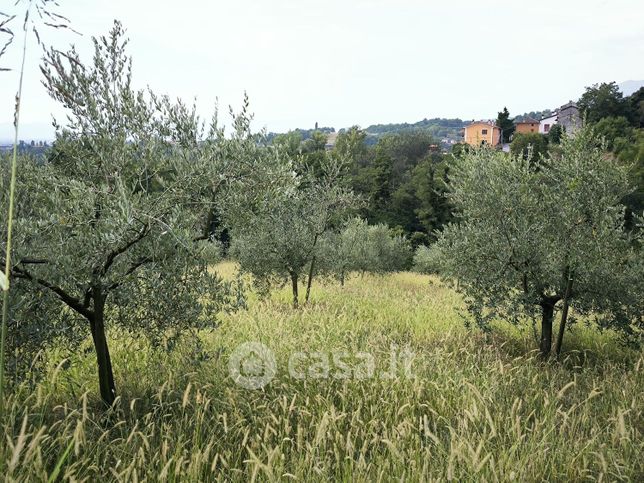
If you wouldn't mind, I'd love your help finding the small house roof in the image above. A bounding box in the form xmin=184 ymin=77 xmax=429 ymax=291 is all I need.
xmin=559 ymin=101 xmax=578 ymax=110
xmin=540 ymin=112 xmax=558 ymax=121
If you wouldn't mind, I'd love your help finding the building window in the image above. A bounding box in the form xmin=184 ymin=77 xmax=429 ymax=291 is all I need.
xmin=481 ymin=129 xmax=488 ymax=135
xmin=544 ymin=124 xmax=550 ymax=132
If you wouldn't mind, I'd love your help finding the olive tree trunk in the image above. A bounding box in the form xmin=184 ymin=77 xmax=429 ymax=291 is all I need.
xmin=304 ymin=233 xmax=319 ymax=304
xmin=555 ymin=276 xmax=574 ymax=356
xmin=305 ymin=257 xmax=316 ymax=304
xmin=290 ymin=272 xmax=299 ymax=309
xmin=539 ymin=298 xmax=556 ymax=357
xmin=89 ymin=289 xmax=116 ymax=406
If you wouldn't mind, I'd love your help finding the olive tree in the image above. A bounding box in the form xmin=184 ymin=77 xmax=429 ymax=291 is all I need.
xmin=412 ymin=244 xmax=442 ymax=275
xmin=435 ymin=133 xmax=643 ymax=357
xmin=318 ymin=218 xmax=371 ymax=286
xmin=1 ymin=22 xmax=239 ymax=406
xmin=365 ymin=224 xmax=413 ymax=273
xmin=227 ymin=157 xmax=357 ymax=308
xmin=318 ymin=218 xmax=413 ymax=284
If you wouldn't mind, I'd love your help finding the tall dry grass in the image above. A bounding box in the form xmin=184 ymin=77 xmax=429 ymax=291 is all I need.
xmin=1 ymin=263 xmax=642 ymax=481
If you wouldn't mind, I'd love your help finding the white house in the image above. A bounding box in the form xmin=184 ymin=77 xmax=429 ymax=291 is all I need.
xmin=539 ymin=113 xmax=558 ymax=134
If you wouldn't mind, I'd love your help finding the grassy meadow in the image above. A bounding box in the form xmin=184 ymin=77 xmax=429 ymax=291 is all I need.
xmin=1 ymin=262 xmax=642 ymax=481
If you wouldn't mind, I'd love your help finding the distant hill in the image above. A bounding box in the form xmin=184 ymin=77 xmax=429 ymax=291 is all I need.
xmin=361 ymin=118 xmax=465 ymax=146
xmin=618 ymin=80 xmax=644 ymax=97
xmin=266 ymin=119 xmax=465 ymax=148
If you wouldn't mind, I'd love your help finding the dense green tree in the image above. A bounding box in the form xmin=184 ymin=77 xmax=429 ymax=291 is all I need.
xmin=578 ymin=82 xmax=629 ymax=124
xmin=318 ymin=218 xmax=371 ymax=286
xmin=301 ymin=130 xmax=328 ymax=153
xmin=273 ymin=130 xmax=303 ymax=156
xmin=334 ymin=126 xmax=372 ymax=204
xmin=496 ymin=107 xmax=515 ymax=143
xmin=390 ymin=181 xmax=422 ymax=234
xmin=612 ymin=129 xmax=644 ymax=228
xmin=408 ymin=231 xmax=431 ymax=249
xmin=272 ymin=130 xmax=333 ymax=180
xmin=334 ymin=126 xmax=368 ymax=166
xmin=412 ymin=244 xmax=442 ymax=274
xmin=627 ymin=87 xmax=644 ymax=128
xmin=411 ymin=158 xmax=452 ymax=237
xmin=318 ymin=218 xmax=411 ymax=284
xmin=297 ymin=130 xmax=329 ymax=177
xmin=364 ymin=224 xmax=413 ymax=272
xmin=376 ymin=130 xmax=435 ymax=183
xmin=547 ymin=124 xmax=564 ymax=144
xmin=369 ymin=148 xmax=394 ymax=220
xmin=436 ymin=128 xmax=643 ymax=357
xmin=588 ymin=117 xmax=643 ymax=227
xmin=266 ymin=129 xmax=457 ymax=244
xmin=451 ymin=143 xmax=471 ymax=157
xmin=346 ymin=130 xmax=453 ymax=238
xmin=592 ymin=116 xmax=634 ymax=150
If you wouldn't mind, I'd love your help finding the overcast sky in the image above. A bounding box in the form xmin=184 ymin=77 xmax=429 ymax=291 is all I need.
xmin=1 ymin=0 xmax=643 ymax=141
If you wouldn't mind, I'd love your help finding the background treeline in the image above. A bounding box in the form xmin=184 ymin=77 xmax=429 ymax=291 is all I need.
xmin=578 ymin=82 xmax=644 ymax=219
xmin=264 ymin=126 xmax=335 ymax=144
xmin=360 ymin=118 xmax=465 ymax=145
xmin=271 ymin=127 xmax=454 ymax=248
xmin=267 ymin=118 xmax=466 ymax=148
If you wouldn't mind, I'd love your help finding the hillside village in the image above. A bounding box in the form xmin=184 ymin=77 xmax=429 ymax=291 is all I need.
xmin=316 ymin=81 xmax=643 ymax=155
xmin=463 ymin=101 xmax=582 ymax=150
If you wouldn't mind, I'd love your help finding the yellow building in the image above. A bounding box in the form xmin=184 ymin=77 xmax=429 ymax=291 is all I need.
xmin=463 ymin=121 xmax=501 ymax=147
xmin=515 ymin=118 xmax=540 ymax=135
